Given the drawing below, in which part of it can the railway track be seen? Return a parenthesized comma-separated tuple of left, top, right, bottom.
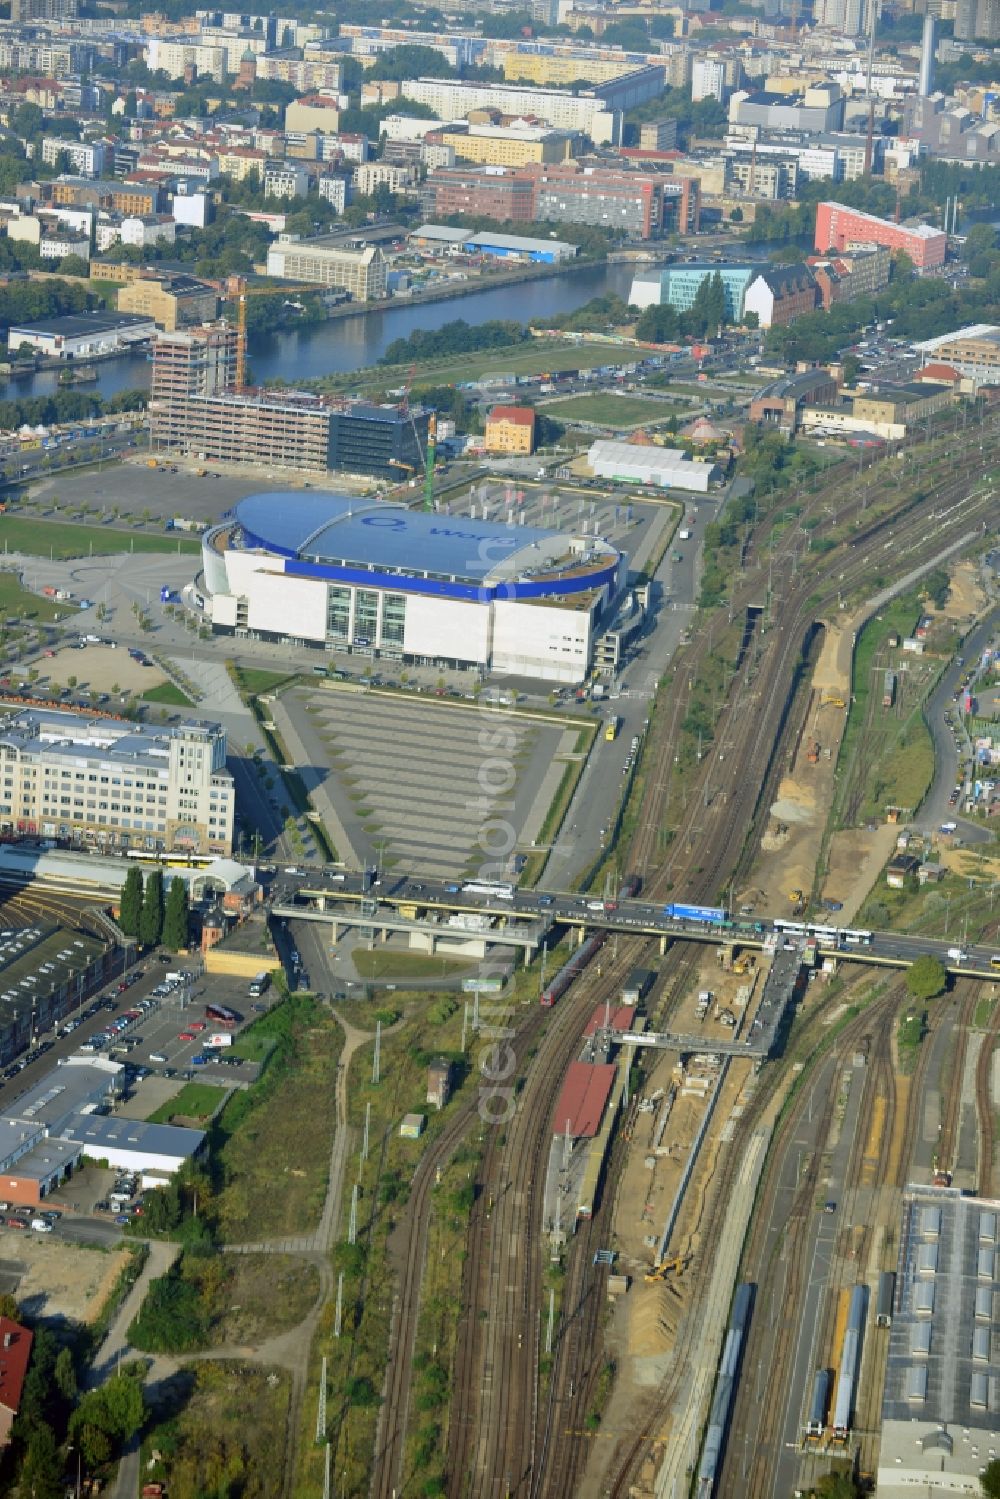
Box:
(976, 977, 1000, 1197)
(737, 994, 897, 1496)
(529, 944, 705, 1497)
(371, 420, 1000, 1499)
(445, 941, 640, 1499)
(936, 981, 981, 1178)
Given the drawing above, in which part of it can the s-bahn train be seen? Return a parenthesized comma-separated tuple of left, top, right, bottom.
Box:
(539, 873, 641, 1007)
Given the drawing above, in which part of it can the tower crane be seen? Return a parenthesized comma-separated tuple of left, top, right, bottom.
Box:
(226, 275, 318, 394)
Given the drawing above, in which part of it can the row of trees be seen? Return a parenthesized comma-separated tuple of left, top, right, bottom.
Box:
(0, 386, 144, 435)
(379, 317, 530, 367)
(119, 867, 190, 950)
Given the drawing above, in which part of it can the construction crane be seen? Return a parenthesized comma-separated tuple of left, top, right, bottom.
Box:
(226, 275, 317, 394)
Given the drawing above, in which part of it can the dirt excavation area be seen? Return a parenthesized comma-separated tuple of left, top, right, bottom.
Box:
(0, 1235, 131, 1325)
(608, 947, 762, 1371)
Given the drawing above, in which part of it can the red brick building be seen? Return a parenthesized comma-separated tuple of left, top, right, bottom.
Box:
(0, 1318, 32, 1448)
(813, 201, 946, 273)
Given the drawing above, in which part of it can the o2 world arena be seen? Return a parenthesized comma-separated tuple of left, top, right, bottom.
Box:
(201, 492, 625, 683)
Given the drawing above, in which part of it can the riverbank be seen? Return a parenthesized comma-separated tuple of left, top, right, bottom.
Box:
(309, 253, 608, 325)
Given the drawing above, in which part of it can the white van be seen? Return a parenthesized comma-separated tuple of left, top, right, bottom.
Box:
(30, 1218, 52, 1233)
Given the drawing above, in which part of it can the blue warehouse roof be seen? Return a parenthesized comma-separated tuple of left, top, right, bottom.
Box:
(233, 491, 569, 585)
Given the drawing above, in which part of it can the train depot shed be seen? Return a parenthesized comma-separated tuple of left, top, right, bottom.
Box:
(877, 1184, 1000, 1496)
(552, 1061, 616, 1139)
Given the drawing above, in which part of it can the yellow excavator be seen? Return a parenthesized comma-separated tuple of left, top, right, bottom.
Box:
(644, 1254, 691, 1283)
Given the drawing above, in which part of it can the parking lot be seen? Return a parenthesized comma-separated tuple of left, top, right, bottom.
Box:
(71, 964, 268, 1087)
(281, 684, 577, 877)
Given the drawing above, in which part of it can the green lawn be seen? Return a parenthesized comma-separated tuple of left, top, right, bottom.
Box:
(540, 392, 676, 426)
(142, 681, 194, 707)
(320, 339, 624, 394)
(0, 571, 73, 622)
(147, 1082, 227, 1124)
(0, 515, 200, 558)
(351, 948, 475, 979)
(229, 664, 296, 698)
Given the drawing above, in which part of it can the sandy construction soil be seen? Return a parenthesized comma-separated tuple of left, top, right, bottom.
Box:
(29, 644, 166, 695)
(7, 1234, 131, 1326)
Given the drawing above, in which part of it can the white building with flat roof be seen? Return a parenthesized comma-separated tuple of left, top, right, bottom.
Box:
(0, 707, 233, 854)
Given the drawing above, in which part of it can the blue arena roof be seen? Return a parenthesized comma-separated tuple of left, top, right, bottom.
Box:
(234, 491, 563, 584)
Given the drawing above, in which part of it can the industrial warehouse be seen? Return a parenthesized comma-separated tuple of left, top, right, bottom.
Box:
(201, 491, 624, 682)
(0, 1055, 204, 1204)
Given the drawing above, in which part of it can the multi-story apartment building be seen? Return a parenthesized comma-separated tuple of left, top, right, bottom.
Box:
(434, 124, 579, 167)
(0, 38, 91, 77)
(397, 72, 665, 144)
(814, 201, 947, 271)
(808, 244, 891, 307)
(262, 160, 310, 198)
(424, 167, 536, 223)
(692, 58, 727, 103)
(423, 162, 698, 238)
(726, 153, 799, 199)
(485, 406, 535, 455)
(256, 54, 342, 91)
(40, 138, 106, 178)
(284, 95, 341, 135)
(0, 708, 233, 854)
(639, 119, 679, 151)
(144, 39, 228, 84)
(317, 175, 347, 211)
(12, 0, 78, 17)
(354, 161, 417, 196)
(265, 239, 386, 299)
(47, 178, 160, 216)
(532, 165, 675, 239)
(501, 51, 649, 86)
(913, 324, 1000, 384)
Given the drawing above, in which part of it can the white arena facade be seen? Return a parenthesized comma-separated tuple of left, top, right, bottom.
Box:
(201, 492, 625, 683)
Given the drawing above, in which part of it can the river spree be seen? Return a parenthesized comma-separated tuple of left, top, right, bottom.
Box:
(8, 260, 642, 405)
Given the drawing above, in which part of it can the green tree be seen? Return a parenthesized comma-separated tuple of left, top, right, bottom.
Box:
(981, 1457, 1000, 1497)
(162, 876, 189, 951)
(906, 954, 947, 1002)
(119, 866, 143, 937)
(841, 354, 861, 385)
(19, 1423, 62, 1499)
(964, 222, 998, 261)
(814, 1474, 862, 1499)
(138, 867, 163, 948)
(53, 1345, 77, 1403)
(70, 1372, 145, 1466)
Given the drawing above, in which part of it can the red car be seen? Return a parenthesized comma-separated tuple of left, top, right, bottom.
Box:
(178, 1031, 195, 1041)
(6, 1217, 26, 1229)
(188, 1021, 206, 1032)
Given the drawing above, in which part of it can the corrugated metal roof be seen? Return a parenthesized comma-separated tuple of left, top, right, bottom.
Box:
(973, 1325, 991, 1361)
(976, 1285, 993, 1320)
(981, 1211, 997, 1242)
(906, 1365, 928, 1401)
(551, 1061, 616, 1139)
